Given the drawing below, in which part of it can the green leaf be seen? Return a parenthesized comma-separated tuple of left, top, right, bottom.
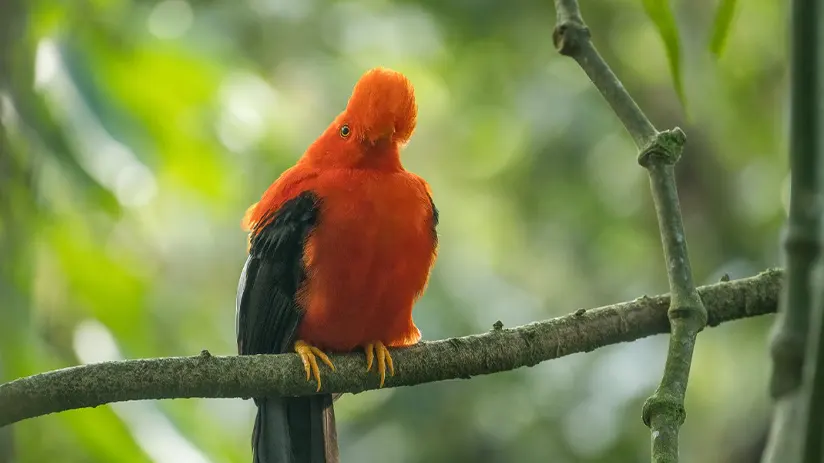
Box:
(640, 0, 687, 111)
(5, 36, 123, 217)
(709, 0, 737, 57)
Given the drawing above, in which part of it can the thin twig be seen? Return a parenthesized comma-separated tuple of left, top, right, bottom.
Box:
(553, 2, 705, 461)
(0, 270, 782, 429)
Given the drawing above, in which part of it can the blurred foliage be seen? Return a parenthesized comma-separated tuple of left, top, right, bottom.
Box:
(640, 0, 686, 111)
(709, 0, 738, 57)
(0, 0, 787, 462)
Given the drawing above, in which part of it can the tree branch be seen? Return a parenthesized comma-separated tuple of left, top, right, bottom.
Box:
(762, 0, 821, 461)
(553, 0, 656, 147)
(0, 270, 782, 429)
(554, 2, 705, 461)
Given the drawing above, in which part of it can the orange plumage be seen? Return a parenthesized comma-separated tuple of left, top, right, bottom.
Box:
(243, 66, 438, 368)
(237, 67, 438, 463)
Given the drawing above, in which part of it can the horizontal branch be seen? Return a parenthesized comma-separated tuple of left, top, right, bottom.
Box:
(0, 269, 782, 428)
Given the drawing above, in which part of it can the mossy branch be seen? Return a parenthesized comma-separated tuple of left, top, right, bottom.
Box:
(553, 2, 705, 461)
(0, 270, 781, 429)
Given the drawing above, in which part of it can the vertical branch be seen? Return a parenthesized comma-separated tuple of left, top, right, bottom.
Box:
(552, 1, 706, 461)
(0, 0, 30, 460)
(762, 0, 822, 461)
(798, 4, 824, 463)
(0, 95, 20, 463)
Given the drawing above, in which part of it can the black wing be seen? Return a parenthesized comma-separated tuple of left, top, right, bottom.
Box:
(236, 191, 320, 356)
(429, 195, 439, 242)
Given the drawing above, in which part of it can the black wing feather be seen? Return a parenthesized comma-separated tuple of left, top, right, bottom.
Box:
(236, 191, 319, 355)
(235, 190, 337, 463)
(429, 195, 439, 241)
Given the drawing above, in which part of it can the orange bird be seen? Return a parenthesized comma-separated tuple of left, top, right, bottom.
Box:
(235, 67, 439, 463)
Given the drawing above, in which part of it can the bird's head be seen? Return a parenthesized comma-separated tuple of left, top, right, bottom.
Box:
(342, 67, 417, 145)
(304, 67, 418, 169)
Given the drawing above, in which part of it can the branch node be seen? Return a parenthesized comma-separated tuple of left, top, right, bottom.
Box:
(668, 300, 708, 333)
(552, 21, 590, 57)
(637, 128, 687, 168)
(574, 308, 586, 317)
(768, 330, 806, 397)
(782, 222, 822, 254)
(642, 391, 686, 428)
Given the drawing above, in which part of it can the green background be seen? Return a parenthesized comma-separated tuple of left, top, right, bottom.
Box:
(0, 0, 784, 461)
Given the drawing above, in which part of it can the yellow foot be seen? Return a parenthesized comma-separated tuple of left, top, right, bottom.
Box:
(363, 341, 395, 388)
(294, 340, 335, 392)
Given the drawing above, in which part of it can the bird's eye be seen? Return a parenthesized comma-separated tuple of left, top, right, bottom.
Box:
(339, 124, 351, 138)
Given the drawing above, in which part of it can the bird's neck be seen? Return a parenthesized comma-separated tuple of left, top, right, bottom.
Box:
(358, 142, 403, 171)
(303, 140, 404, 172)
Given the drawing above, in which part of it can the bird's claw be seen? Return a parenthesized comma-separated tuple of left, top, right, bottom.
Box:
(294, 340, 335, 392)
(363, 341, 394, 388)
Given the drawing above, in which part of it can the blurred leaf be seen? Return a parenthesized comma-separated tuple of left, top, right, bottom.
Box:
(59, 38, 152, 160)
(3, 4, 122, 218)
(47, 217, 149, 342)
(640, 0, 687, 110)
(11, 88, 123, 217)
(71, 30, 230, 199)
(709, 0, 737, 57)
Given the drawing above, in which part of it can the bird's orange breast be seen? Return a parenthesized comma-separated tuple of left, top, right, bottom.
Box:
(295, 169, 436, 352)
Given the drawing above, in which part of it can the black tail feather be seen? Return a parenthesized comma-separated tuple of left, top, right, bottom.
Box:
(253, 395, 337, 463)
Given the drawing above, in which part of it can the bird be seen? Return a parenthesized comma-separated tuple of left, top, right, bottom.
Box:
(235, 67, 439, 463)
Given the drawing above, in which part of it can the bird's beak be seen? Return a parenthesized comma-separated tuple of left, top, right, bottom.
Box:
(363, 126, 396, 145)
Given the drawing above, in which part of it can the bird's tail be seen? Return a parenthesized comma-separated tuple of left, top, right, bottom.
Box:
(252, 395, 338, 463)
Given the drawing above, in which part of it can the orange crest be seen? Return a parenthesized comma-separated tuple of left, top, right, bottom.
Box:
(345, 67, 417, 145)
